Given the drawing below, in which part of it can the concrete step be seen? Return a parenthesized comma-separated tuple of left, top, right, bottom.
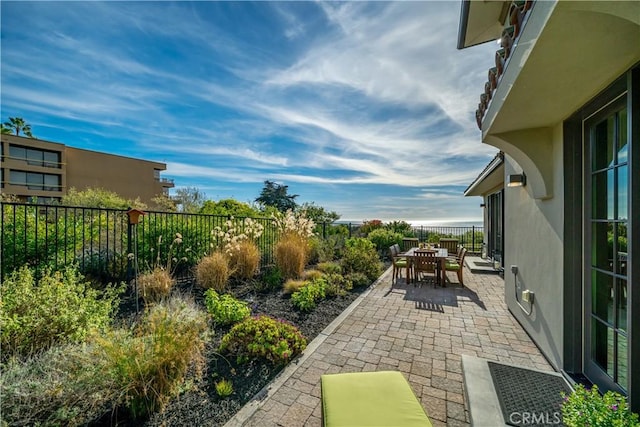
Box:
(465, 256, 501, 274)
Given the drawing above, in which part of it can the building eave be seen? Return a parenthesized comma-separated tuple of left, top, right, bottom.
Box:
(464, 152, 504, 197)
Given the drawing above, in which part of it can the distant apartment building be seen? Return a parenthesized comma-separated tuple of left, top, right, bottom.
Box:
(0, 134, 174, 204)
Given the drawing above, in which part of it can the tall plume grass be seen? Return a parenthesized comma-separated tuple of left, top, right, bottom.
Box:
(229, 240, 260, 280)
(196, 251, 232, 291)
(275, 232, 308, 279)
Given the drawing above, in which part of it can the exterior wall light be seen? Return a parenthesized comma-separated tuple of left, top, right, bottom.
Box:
(507, 173, 526, 187)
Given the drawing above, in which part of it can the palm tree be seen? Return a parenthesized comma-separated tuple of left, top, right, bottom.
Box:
(3, 117, 34, 137)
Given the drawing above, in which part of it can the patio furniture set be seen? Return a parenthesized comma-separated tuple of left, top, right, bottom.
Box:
(390, 238, 467, 287)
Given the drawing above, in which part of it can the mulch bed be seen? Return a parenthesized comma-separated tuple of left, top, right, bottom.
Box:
(91, 277, 368, 426)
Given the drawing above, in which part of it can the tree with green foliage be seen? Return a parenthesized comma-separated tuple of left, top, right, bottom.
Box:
(150, 193, 177, 212)
(200, 198, 259, 217)
(3, 117, 34, 137)
(174, 187, 206, 213)
(255, 180, 298, 212)
(62, 187, 147, 209)
(298, 202, 340, 224)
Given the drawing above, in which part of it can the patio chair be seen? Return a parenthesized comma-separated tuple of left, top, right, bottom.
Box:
(390, 245, 411, 283)
(401, 237, 419, 252)
(412, 249, 438, 287)
(439, 238, 459, 255)
(321, 371, 433, 427)
(445, 247, 467, 286)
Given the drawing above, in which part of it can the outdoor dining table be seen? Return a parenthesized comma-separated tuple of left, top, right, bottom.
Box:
(401, 247, 449, 286)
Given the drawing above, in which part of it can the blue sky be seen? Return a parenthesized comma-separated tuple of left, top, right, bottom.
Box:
(1, 1, 497, 223)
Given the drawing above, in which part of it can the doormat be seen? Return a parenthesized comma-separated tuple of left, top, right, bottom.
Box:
(488, 361, 572, 426)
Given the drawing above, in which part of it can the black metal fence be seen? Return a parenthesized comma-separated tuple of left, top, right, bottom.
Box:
(0, 203, 278, 283)
(1, 202, 484, 283)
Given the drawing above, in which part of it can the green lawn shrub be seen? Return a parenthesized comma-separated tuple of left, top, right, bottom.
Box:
(291, 279, 326, 311)
(341, 238, 383, 282)
(0, 265, 123, 360)
(204, 290, 251, 326)
(96, 295, 209, 419)
(196, 251, 232, 291)
(218, 315, 307, 365)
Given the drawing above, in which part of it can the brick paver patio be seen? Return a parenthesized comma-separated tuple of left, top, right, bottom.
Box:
(226, 265, 552, 427)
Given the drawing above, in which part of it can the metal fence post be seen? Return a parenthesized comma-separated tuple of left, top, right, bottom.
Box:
(472, 226, 476, 252)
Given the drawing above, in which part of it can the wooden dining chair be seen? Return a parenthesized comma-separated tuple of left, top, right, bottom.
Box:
(439, 238, 459, 255)
(445, 248, 467, 286)
(390, 245, 411, 283)
(412, 250, 438, 287)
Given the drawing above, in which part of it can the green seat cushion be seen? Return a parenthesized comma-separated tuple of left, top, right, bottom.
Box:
(394, 259, 408, 267)
(445, 262, 461, 270)
(321, 371, 432, 427)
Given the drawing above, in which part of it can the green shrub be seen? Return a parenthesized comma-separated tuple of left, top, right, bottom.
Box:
(257, 266, 283, 293)
(96, 295, 209, 418)
(314, 234, 347, 263)
(323, 273, 353, 297)
(366, 228, 403, 254)
(215, 379, 234, 398)
(341, 238, 383, 282)
(317, 261, 342, 275)
(275, 233, 308, 279)
(561, 384, 640, 427)
(1, 343, 116, 427)
(345, 272, 370, 288)
(291, 279, 326, 311)
(357, 219, 383, 236)
(219, 315, 307, 365)
(1, 265, 124, 359)
(196, 251, 232, 291)
(384, 220, 415, 237)
(204, 290, 251, 326)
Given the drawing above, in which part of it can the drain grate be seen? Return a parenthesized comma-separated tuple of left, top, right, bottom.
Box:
(488, 362, 572, 426)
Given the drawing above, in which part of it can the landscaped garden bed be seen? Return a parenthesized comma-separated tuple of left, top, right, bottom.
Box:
(1, 212, 393, 427)
(67, 273, 366, 427)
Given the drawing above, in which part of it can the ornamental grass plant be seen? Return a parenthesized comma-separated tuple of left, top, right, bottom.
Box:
(95, 295, 209, 419)
(275, 232, 308, 279)
(1, 343, 117, 427)
(196, 251, 232, 291)
(229, 240, 260, 280)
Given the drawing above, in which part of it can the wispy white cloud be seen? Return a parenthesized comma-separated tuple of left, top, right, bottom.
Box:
(1, 1, 497, 222)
